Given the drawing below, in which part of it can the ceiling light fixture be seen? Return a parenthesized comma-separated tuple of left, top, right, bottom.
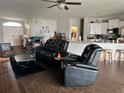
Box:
(3, 22, 22, 27)
(42, 0, 81, 10)
(57, 3, 65, 9)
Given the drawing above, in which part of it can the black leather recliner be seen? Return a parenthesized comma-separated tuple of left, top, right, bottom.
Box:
(61, 44, 102, 87)
(35, 39, 69, 61)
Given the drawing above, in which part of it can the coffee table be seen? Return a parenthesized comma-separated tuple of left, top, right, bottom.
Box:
(14, 54, 34, 63)
(11, 54, 43, 78)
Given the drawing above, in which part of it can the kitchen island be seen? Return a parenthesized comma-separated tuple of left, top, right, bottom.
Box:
(67, 41, 124, 61)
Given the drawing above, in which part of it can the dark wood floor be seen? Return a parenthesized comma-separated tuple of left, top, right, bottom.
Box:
(0, 46, 124, 93)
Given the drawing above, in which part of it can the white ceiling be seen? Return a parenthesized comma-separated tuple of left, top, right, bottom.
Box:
(0, 0, 124, 20)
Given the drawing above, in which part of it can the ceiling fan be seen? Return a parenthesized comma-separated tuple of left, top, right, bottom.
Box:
(42, 0, 81, 10)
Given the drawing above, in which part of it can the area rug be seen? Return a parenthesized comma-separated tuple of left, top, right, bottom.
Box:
(10, 58, 44, 78)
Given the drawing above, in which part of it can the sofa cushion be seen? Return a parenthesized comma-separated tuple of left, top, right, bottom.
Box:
(35, 39, 69, 61)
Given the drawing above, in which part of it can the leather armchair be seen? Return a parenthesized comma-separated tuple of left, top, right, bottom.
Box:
(35, 39, 69, 61)
(0, 43, 15, 57)
(61, 44, 102, 87)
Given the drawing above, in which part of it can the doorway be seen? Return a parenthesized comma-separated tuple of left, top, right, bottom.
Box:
(2, 22, 23, 46)
(70, 26, 78, 41)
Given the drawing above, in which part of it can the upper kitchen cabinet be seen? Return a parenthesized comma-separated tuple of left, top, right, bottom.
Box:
(102, 23, 108, 34)
(108, 19, 119, 29)
(118, 21, 124, 27)
(90, 23, 108, 34)
(90, 23, 102, 34)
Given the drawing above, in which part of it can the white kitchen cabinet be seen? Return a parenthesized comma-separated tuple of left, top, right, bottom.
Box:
(101, 23, 108, 34)
(108, 19, 119, 29)
(119, 21, 124, 27)
(90, 23, 102, 34)
(90, 23, 108, 34)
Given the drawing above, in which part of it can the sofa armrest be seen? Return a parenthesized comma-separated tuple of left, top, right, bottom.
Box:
(62, 59, 98, 70)
(69, 54, 80, 59)
(74, 63, 97, 71)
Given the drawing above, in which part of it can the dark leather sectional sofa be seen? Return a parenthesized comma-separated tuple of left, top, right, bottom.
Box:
(34, 39, 69, 62)
(34, 39, 102, 87)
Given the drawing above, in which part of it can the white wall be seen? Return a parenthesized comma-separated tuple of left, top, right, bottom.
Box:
(83, 17, 91, 41)
(57, 18, 70, 40)
(27, 19, 57, 41)
(57, 18, 80, 40)
(0, 19, 3, 43)
(26, 18, 81, 41)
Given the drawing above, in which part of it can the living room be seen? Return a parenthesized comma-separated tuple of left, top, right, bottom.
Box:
(0, 0, 124, 93)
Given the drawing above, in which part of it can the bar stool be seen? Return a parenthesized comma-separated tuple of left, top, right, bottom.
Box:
(99, 50, 105, 61)
(115, 49, 124, 62)
(101, 49, 112, 63)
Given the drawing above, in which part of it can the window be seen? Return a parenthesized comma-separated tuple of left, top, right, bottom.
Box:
(3, 22, 22, 27)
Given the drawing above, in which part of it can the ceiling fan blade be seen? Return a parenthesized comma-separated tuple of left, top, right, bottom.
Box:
(48, 4, 59, 8)
(57, 0, 61, 3)
(61, 0, 66, 3)
(64, 5, 69, 10)
(65, 2, 81, 5)
(42, 0, 58, 3)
